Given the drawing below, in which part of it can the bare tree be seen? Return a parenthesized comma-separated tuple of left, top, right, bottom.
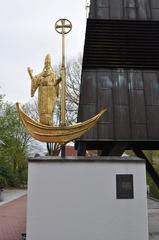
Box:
(65, 53, 82, 124)
(24, 98, 39, 121)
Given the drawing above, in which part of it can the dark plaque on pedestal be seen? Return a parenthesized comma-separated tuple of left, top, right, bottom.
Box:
(116, 174, 134, 199)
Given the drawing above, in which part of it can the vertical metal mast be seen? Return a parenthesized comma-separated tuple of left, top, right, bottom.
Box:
(55, 19, 72, 127)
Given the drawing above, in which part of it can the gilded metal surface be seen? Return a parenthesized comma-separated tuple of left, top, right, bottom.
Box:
(55, 19, 72, 34)
(16, 19, 106, 144)
(55, 19, 72, 126)
(16, 103, 106, 143)
(28, 54, 61, 126)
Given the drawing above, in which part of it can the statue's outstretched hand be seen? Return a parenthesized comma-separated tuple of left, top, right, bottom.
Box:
(27, 67, 33, 79)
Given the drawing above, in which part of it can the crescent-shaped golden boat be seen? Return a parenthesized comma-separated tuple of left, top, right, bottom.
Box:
(16, 102, 106, 143)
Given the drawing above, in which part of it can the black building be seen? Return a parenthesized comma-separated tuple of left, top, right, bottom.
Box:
(76, 0, 159, 187)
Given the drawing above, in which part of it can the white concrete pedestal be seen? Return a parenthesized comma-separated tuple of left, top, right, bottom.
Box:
(27, 156, 148, 240)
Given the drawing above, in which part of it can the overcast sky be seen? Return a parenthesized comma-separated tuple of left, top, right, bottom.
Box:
(0, 0, 87, 103)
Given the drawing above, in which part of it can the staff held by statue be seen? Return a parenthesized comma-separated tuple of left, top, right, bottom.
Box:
(55, 19, 72, 127)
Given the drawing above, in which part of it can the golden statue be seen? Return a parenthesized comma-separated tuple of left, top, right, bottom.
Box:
(27, 54, 61, 126)
(16, 19, 106, 144)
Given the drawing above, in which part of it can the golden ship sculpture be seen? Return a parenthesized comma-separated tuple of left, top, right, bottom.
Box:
(16, 19, 106, 144)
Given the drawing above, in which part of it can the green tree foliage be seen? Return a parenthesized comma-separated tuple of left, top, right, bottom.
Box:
(147, 174, 159, 199)
(0, 95, 30, 187)
(144, 150, 159, 199)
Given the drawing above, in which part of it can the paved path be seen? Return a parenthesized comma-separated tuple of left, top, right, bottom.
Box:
(148, 198, 159, 240)
(0, 189, 27, 206)
(0, 195, 27, 240)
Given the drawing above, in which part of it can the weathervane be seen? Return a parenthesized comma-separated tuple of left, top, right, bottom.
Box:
(16, 19, 106, 144)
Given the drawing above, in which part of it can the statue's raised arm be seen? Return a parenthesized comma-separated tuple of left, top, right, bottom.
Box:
(27, 67, 38, 97)
(27, 67, 34, 80)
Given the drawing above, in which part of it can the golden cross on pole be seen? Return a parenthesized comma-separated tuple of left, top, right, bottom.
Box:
(55, 19, 72, 127)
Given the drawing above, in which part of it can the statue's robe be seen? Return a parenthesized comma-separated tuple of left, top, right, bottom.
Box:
(31, 71, 59, 126)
